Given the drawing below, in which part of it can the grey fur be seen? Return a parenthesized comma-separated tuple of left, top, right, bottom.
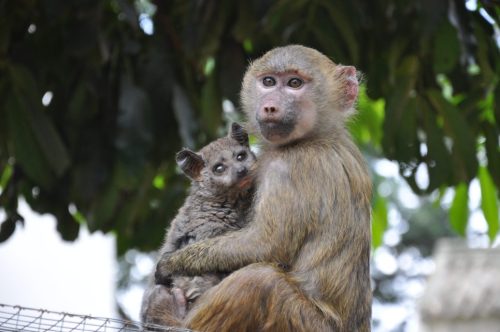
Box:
(141, 123, 256, 324)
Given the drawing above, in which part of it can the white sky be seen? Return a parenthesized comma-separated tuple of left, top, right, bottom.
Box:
(0, 199, 117, 318)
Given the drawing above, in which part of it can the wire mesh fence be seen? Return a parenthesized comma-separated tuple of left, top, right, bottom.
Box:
(0, 303, 192, 332)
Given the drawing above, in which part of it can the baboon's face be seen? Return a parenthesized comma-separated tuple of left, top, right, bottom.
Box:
(242, 45, 360, 146)
(199, 138, 256, 193)
(253, 71, 317, 145)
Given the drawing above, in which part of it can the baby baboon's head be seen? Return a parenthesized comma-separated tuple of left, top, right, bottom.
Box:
(176, 123, 256, 194)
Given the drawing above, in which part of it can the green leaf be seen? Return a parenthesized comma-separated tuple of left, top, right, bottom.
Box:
(232, 1, 258, 43)
(372, 194, 388, 248)
(218, 44, 247, 104)
(449, 182, 469, 236)
(68, 82, 98, 123)
(472, 16, 496, 84)
(196, 1, 232, 60)
(10, 65, 71, 178)
(349, 85, 385, 148)
(28, 103, 71, 177)
(6, 94, 55, 189)
(70, 209, 86, 226)
(494, 83, 500, 127)
(0, 164, 13, 189)
(478, 166, 499, 242)
(55, 207, 80, 241)
(427, 89, 478, 183)
(200, 73, 222, 138)
(0, 17, 11, 54)
(311, 21, 347, 62)
(482, 122, 500, 189)
(395, 95, 418, 162)
(153, 174, 165, 190)
(433, 22, 460, 73)
(382, 56, 419, 160)
(322, 2, 359, 63)
(0, 218, 16, 243)
(116, 76, 153, 186)
(418, 96, 453, 191)
(386, 39, 410, 87)
(88, 184, 119, 232)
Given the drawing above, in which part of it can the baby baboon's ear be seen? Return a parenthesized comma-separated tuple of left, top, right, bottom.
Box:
(176, 148, 205, 180)
(230, 122, 249, 146)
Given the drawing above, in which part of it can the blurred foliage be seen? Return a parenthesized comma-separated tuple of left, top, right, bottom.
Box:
(0, 0, 500, 253)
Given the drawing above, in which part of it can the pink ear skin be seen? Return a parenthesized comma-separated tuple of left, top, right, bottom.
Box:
(336, 65, 359, 108)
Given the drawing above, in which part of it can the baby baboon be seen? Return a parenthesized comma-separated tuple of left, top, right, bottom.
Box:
(141, 122, 256, 327)
(156, 45, 372, 332)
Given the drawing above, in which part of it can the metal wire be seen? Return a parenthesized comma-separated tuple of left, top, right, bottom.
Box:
(0, 304, 192, 332)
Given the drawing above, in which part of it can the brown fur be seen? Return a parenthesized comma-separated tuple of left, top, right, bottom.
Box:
(155, 45, 372, 331)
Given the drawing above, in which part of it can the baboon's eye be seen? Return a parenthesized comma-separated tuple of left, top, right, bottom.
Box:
(262, 76, 276, 87)
(213, 164, 226, 174)
(236, 151, 247, 161)
(287, 78, 303, 88)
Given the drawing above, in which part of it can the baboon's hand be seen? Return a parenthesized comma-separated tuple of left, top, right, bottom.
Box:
(155, 243, 212, 284)
(155, 252, 176, 286)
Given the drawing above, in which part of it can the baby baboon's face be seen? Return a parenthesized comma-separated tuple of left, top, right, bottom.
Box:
(199, 137, 256, 194)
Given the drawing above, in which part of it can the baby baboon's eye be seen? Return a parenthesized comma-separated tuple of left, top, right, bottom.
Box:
(287, 77, 303, 89)
(262, 76, 276, 87)
(236, 151, 247, 161)
(213, 163, 226, 174)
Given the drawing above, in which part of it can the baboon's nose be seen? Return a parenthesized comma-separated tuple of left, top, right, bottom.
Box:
(237, 167, 248, 178)
(264, 106, 277, 114)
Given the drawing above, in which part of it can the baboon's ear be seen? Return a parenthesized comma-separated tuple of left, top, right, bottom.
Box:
(335, 65, 359, 111)
(230, 122, 249, 146)
(176, 148, 205, 180)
